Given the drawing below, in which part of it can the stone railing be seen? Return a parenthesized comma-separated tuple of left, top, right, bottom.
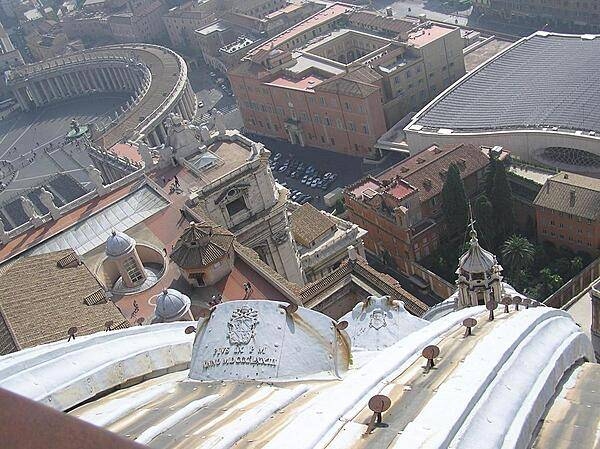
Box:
(545, 257, 600, 309)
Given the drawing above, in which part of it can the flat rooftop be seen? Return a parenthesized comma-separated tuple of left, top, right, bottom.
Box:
(266, 74, 324, 92)
(249, 3, 353, 57)
(412, 33, 600, 133)
(407, 23, 455, 48)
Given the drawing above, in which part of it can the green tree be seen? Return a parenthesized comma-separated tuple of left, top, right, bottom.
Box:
(489, 161, 514, 243)
(485, 157, 498, 198)
(501, 234, 535, 287)
(441, 163, 469, 238)
(474, 195, 496, 249)
(538, 268, 564, 299)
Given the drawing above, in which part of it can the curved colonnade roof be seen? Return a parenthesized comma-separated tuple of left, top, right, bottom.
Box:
(411, 33, 600, 134)
(0, 298, 592, 449)
(8, 44, 187, 148)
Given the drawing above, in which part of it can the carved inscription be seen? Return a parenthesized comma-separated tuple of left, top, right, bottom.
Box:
(203, 306, 279, 370)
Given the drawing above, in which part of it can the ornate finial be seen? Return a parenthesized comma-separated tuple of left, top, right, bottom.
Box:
(468, 202, 477, 241)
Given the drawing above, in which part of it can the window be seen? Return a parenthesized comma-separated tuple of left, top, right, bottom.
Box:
(319, 96, 326, 106)
(330, 137, 335, 145)
(324, 117, 331, 126)
(123, 258, 144, 284)
(226, 197, 247, 217)
(348, 121, 356, 131)
(336, 118, 344, 129)
(344, 102, 351, 111)
(362, 124, 369, 134)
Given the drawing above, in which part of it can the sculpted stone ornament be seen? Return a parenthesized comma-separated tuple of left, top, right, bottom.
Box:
(273, 227, 290, 246)
(214, 110, 226, 135)
(87, 165, 106, 194)
(369, 309, 387, 330)
(21, 195, 43, 226)
(40, 187, 60, 219)
(0, 218, 9, 244)
(227, 306, 259, 346)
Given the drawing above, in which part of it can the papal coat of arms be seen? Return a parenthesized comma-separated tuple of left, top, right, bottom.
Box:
(369, 309, 387, 330)
(227, 306, 259, 345)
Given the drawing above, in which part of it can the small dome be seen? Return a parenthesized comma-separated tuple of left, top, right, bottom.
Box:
(105, 231, 136, 257)
(155, 288, 191, 322)
(456, 228, 497, 274)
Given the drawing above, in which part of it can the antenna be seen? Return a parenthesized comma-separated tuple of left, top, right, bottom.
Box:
(364, 395, 391, 435)
(422, 345, 440, 373)
(486, 299, 498, 321)
(463, 318, 477, 337)
(67, 326, 78, 341)
(335, 320, 349, 331)
(184, 325, 197, 334)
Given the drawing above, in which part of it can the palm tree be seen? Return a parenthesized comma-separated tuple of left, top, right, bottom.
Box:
(501, 235, 535, 286)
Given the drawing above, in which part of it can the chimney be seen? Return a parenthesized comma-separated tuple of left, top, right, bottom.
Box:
(570, 190, 576, 207)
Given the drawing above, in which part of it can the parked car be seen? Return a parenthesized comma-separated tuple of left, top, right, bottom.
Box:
(273, 152, 282, 162)
(198, 100, 204, 108)
(299, 194, 312, 204)
(278, 165, 288, 172)
(310, 178, 320, 188)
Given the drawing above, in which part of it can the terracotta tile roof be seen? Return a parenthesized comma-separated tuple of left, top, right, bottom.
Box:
(316, 67, 382, 98)
(170, 222, 234, 269)
(348, 10, 416, 36)
(0, 250, 127, 354)
(533, 172, 600, 220)
(290, 203, 336, 247)
(300, 257, 428, 316)
(380, 143, 490, 203)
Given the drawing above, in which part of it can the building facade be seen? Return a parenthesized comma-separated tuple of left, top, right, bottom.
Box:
(344, 144, 506, 276)
(229, 4, 465, 158)
(473, 0, 600, 33)
(533, 171, 600, 256)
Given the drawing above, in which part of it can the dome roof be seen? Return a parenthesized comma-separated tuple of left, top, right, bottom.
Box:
(155, 289, 191, 322)
(456, 228, 497, 274)
(105, 231, 135, 257)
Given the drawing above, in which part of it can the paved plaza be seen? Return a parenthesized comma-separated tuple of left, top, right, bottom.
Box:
(0, 95, 127, 213)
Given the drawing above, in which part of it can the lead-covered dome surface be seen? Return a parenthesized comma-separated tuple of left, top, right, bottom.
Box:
(155, 288, 191, 322)
(340, 295, 428, 351)
(105, 230, 136, 257)
(189, 300, 350, 382)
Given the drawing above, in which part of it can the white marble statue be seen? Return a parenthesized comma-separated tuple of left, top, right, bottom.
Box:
(40, 187, 60, 220)
(163, 112, 203, 159)
(0, 218, 9, 244)
(87, 165, 106, 194)
(20, 195, 42, 226)
(213, 110, 226, 135)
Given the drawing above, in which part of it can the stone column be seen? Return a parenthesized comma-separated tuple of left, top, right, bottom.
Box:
(47, 78, 59, 100)
(52, 77, 65, 98)
(14, 88, 29, 111)
(157, 123, 167, 142)
(28, 85, 41, 107)
(35, 82, 48, 104)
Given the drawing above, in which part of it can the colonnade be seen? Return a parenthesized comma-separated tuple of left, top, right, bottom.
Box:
(7, 45, 197, 148)
(12, 63, 147, 111)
